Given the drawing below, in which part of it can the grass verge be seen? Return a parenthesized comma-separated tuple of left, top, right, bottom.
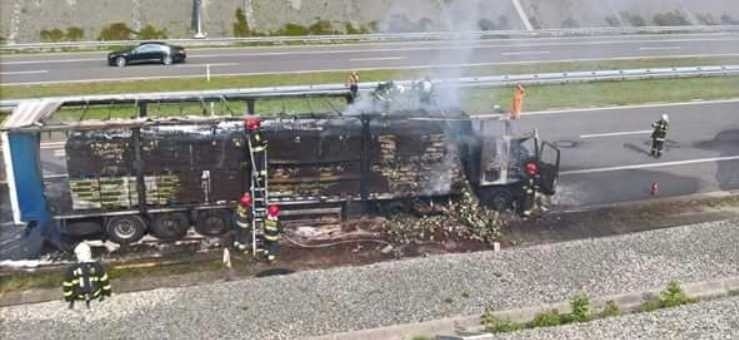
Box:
(1, 56, 738, 100)
(482, 281, 697, 334)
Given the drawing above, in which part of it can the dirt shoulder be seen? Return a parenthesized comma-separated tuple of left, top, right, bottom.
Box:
(1, 193, 737, 307)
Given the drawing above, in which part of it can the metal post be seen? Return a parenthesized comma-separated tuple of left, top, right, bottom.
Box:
(246, 99, 256, 115)
(193, 0, 207, 38)
(137, 102, 148, 118)
(359, 116, 371, 211)
(131, 128, 147, 215)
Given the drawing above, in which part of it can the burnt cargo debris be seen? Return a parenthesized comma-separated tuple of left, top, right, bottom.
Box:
(60, 116, 470, 214)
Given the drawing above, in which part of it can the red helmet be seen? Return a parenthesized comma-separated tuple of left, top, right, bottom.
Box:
(239, 193, 253, 207)
(525, 162, 539, 176)
(267, 204, 280, 217)
(244, 116, 261, 131)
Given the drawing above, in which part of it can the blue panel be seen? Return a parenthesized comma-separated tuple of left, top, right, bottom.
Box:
(8, 132, 50, 224)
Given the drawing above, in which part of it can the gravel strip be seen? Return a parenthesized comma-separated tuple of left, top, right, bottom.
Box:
(1, 220, 738, 340)
(493, 295, 739, 340)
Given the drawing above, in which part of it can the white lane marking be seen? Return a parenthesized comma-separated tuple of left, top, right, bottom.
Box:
(639, 46, 682, 51)
(474, 98, 739, 119)
(349, 56, 407, 62)
(1, 58, 99, 65)
(53, 149, 66, 158)
(4, 53, 739, 86)
(174, 62, 239, 68)
(580, 130, 652, 139)
(561, 156, 739, 176)
(0, 70, 48, 75)
(501, 50, 550, 56)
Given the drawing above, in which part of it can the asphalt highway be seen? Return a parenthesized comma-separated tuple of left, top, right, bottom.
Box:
(2, 33, 739, 85)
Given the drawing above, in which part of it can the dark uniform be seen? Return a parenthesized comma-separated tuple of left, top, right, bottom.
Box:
(263, 214, 281, 261)
(248, 129, 268, 184)
(651, 116, 669, 158)
(234, 204, 252, 251)
(63, 261, 111, 309)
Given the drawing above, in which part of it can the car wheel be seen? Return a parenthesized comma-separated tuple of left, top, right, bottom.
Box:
(162, 55, 173, 65)
(150, 212, 190, 240)
(115, 56, 126, 67)
(484, 188, 514, 212)
(105, 215, 146, 245)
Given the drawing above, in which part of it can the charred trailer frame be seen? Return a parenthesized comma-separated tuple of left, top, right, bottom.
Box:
(48, 113, 559, 245)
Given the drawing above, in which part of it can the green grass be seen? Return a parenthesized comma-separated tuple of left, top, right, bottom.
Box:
(1, 56, 738, 100)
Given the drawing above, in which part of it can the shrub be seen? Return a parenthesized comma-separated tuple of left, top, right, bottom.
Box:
(568, 294, 591, 322)
(65, 27, 84, 41)
(478, 18, 496, 31)
(481, 307, 522, 333)
(277, 23, 308, 36)
(598, 300, 621, 318)
(721, 14, 739, 25)
(528, 16, 542, 29)
(497, 15, 510, 29)
(640, 281, 696, 311)
(98, 22, 134, 40)
(233, 8, 250, 37)
(344, 23, 370, 34)
(40, 28, 65, 42)
(561, 18, 579, 28)
(529, 309, 562, 328)
(137, 25, 168, 40)
(307, 20, 337, 35)
(620, 12, 647, 27)
(653, 10, 690, 26)
(695, 13, 719, 25)
(605, 16, 621, 27)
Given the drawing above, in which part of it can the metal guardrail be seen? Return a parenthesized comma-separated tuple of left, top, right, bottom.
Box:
(1, 65, 738, 110)
(2, 25, 739, 51)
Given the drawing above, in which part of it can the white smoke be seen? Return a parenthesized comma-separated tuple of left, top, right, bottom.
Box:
(346, 0, 491, 115)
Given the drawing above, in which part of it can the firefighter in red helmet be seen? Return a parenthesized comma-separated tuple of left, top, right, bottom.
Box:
(244, 115, 268, 185)
(233, 192, 253, 251)
(520, 161, 539, 217)
(263, 204, 282, 262)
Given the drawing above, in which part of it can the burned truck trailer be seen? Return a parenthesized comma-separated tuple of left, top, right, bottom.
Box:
(52, 114, 559, 244)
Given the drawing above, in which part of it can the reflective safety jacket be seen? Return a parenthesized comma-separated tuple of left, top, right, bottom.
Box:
(249, 130, 268, 152)
(651, 119, 669, 140)
(264, 216, 281, 242)
(235, 205, 252, 229)
(63, 262, 111, 302)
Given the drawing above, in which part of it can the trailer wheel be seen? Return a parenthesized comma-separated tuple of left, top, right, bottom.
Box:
(195, 210, 231, 236)
(105, 215, 147, 245)
(150, 212, 190, 240)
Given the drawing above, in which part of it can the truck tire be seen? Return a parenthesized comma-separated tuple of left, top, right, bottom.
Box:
(150, 212, 190, 240)
(482, 188, 514, 212)
(195, 210, 231, 236)
(105, 215, 146, 245)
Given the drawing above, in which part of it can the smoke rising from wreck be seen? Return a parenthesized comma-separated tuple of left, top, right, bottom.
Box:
(346, 0, 490, 115)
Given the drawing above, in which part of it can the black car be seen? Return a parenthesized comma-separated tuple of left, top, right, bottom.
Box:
(107, 42, 186, 67)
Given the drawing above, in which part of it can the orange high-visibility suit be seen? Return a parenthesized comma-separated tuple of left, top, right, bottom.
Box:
(511, 84, 526, 119)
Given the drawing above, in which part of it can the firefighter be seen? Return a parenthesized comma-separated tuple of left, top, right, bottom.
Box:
(345, 71, 360, 104)
(511, 84, 526, 120)
(245, 116, 268, 184)
(263, 204, 282, 262)
(520, 162, 539, 217)
(650, 114, 669, 158)
(63, 242, 112, 309)
(233, 192, 253, 251)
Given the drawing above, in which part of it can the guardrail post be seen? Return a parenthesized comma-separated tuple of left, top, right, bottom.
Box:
(137, 102, 148, 117)
(246, 99, 255, 115)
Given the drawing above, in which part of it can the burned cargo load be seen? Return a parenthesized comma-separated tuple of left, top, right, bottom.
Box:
(59, 116, 470, 216)
(54, 113, 559, 244)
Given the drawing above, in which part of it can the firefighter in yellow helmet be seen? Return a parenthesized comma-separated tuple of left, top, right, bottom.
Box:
(62, 242, 112, 309)
(263, 204, 282, 262)
(233, 192, 253, 251)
